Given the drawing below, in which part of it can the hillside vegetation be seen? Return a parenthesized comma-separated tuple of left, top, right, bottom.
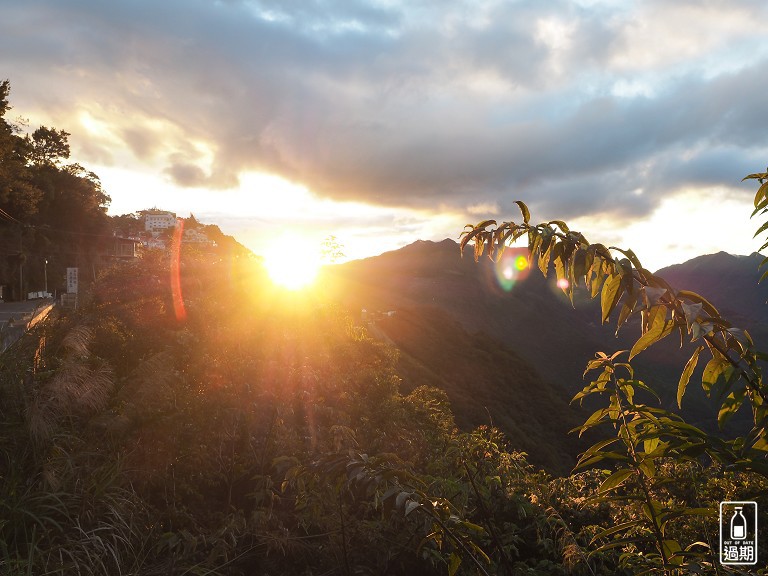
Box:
(2, 80, 768, 574)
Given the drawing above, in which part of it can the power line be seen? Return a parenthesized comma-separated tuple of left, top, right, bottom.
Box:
(0, 207, 21, 225)
(0, 209, 139, 240)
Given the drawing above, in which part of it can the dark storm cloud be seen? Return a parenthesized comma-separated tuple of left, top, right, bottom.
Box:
(2, 0, 767, 220)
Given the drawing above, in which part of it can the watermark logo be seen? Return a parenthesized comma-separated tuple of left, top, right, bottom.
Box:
(720, 501, 758, 566)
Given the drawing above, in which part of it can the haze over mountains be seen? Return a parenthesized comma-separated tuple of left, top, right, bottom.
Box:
(324, 239, 768, 472)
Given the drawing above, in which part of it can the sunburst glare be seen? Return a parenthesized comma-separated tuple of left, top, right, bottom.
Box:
(263, 235, 322, 290)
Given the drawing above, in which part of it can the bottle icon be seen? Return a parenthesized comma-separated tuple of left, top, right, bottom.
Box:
(731, 507, 747, 540)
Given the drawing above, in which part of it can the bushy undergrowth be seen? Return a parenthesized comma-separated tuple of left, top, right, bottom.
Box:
(1, 246, 765, 575)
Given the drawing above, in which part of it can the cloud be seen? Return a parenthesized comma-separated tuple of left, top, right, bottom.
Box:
(1, 0, 767, 228)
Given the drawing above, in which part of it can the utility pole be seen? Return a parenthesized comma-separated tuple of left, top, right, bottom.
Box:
(44, 258, 48, 295)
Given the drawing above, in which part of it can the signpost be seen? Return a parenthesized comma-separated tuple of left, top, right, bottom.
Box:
(66, 267, 78, 294)
(64, 267, 78, 309)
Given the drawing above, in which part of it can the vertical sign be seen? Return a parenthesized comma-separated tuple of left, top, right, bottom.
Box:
(66, 267, 78, 294)
(720, 501, 758, 566)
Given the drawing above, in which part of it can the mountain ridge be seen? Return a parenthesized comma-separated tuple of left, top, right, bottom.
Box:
(326, 239, 767, 469)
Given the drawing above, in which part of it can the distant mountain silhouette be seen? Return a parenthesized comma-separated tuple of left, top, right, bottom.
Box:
(325, 240, 768, 471)
(656, 251, 768, 337)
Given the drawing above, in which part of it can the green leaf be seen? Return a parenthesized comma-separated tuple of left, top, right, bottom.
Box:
(662, 540, 683, 565)
(678, 345, 704, 408)
(538, 231, 554, 275)
(591, 519, 643, 542)
(701, 356, 729, 395)
(579, 437, 620, 458)
(677, 290, 719, 317)
(448, 552, 461, 576)
(528, 228, 541, 259)
(573, 247, 588, 285)
(547, 219, 569, 232)
(404, 501, 420, 516)
(616, 291, 639, 334)
(459, 520, 486, 533)
(630, 308, 674, 360)
(575, 452, 630, 468)
(753, 180, 768, 207)
(743, 171, 768, 183)
(638, 458, 656, 479)
(575, 407, 608, 437)
(753, 217, 768, 238)
(591, 539, 639, 554)
(515, 200, 530, 224)
(642, 437, 660, 455)
(600, 272, 623, 323)
(474, 219, 497, 230)
(718, 390, 746, 429)
(610, 246, 644, 271)
(598, 469, 634, 494)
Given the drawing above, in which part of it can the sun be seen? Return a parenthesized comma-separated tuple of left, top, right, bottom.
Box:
(263, 238, 321, 290)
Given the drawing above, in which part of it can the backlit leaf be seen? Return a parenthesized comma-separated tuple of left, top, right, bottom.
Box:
(678, 346, 704, 408)
(448, 552, 461, 576)
(718, 390, 746, 429)
(515, 200, 530, 224)
(459, 227, 484, 256)
(754, 180, 768, 207)
(638, 459, 656, 479)
(677, 290, 719, 317)
(598, 469, 634, 494)
(538, 232, 554, 275)
(601, 273, 623, 323)
(591, 519, 642, 542)
(701, 356, 729, 395)
(610, 246, 644, 271)
(753, 218, 768, 238)
(573, 247, 588, 285)
(474, 219, 497, 230)
(630, 308, 674, 360)
(548, 219, 569, 232)
(616, 291, 639, 334)
(663, 540, 683, 565)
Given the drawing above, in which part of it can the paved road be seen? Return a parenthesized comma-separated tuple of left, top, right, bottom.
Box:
(0, 299, 54, 351)
(0, 299, 53, 330)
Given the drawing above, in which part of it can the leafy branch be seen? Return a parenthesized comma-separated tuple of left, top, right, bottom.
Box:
(460, 194, 768, 475)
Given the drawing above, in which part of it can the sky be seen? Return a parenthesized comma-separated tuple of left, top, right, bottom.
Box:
(1, 0, 767, 270)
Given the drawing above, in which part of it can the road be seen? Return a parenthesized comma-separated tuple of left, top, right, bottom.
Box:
(0, 299, 55, 351)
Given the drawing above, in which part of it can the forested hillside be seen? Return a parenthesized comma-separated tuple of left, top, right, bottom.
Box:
(4, 229, 765, 575)
(329, 240, 768, 440)
(0, 81, 247, 300)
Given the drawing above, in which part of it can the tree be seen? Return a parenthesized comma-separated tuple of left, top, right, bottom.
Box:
(0, 80, 40, 220)
(27, 126, 70, 167)
(321, 235, 345, 263)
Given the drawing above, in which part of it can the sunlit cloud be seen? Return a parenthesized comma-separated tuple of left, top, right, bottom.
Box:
(2, 0, 767, 264)
(567, 185, 758, 272)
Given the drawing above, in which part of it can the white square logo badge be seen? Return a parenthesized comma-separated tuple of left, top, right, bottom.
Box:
(720, 501, 758, 566)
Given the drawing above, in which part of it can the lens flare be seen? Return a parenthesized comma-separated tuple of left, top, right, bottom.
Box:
(494, 249, 530, 291)
(170, 219, 187, 321)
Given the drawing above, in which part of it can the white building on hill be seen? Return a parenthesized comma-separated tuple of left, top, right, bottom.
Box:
(141, 209, 178, 232)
